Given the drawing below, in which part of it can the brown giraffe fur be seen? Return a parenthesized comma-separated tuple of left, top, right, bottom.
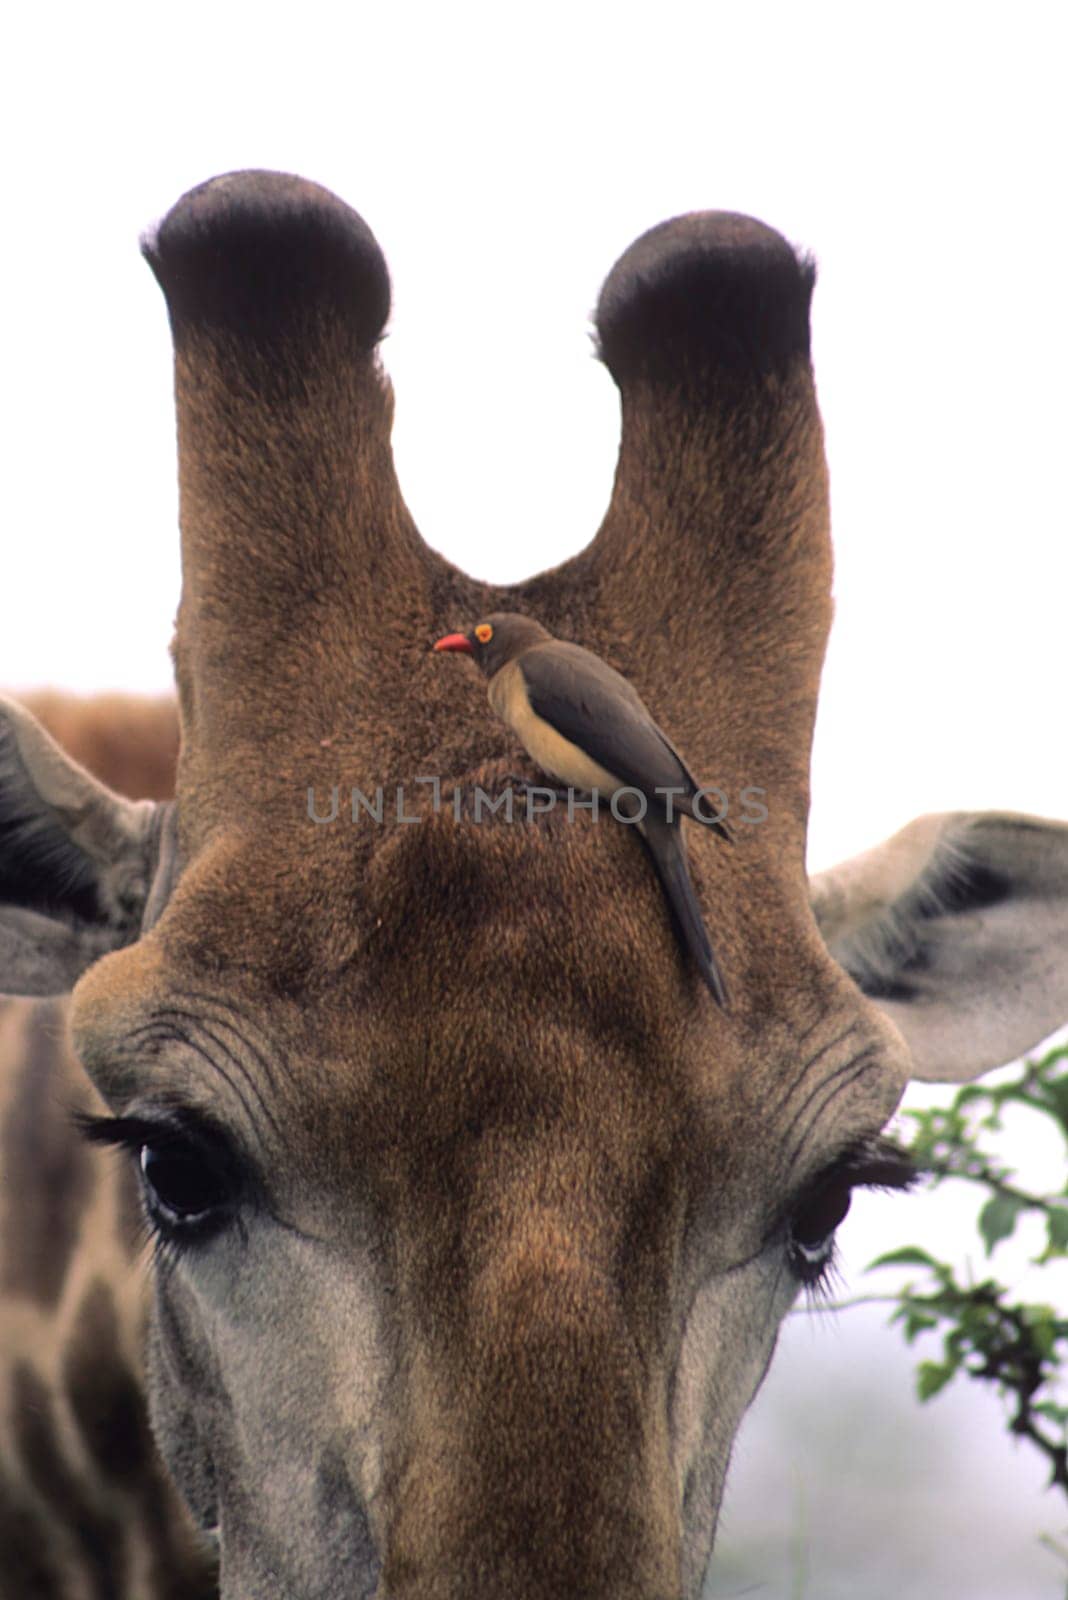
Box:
(1, 174, 1066, 1599)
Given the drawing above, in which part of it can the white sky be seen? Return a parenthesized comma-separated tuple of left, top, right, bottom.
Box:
(2, 4, 1065, 1589)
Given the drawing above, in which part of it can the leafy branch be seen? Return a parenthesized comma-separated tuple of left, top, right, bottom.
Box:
(866, 1042, 1068, 1502)
(869, 1251, 1068, 1491)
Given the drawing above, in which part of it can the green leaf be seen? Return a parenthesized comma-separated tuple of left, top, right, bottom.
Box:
(1043, 1077, 1068, 1134)
(901, 1310, 940, 1343)
(917, 1361, 955, 1401)
(1024, 1308, 1058, 1359)
(1046, 1207, 1068, 1252)
(1033, 1402, 1068, 1426)
(978, 1195, 1025, 1255)
(945, 1328, 969, 1360)
(868, 1247, 939, 1271)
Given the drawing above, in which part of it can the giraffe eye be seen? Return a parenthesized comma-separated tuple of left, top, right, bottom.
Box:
(139, 1140, 233, 1228)
(788, 1178, 853, 1284)
(785, 1138, 917, 1288)
(79, 1112, 244, 1243)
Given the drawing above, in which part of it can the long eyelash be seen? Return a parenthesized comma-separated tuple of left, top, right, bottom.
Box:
(151, 1231, 185, 1281)
(803, 1245, 844, 1308)
(838, 1134, 919, 1193)
(79, 1129, 178, 1276)
(123, 1192, 157, 1257)
(75, 1111, 136, 1149)
(822, 1132, 917, 1218)
(75, 1109, 243, 1178)
(74, 1111, 177, 1152)
(129, 1204, 180, 1277)
(109, 1186, 218, 1283)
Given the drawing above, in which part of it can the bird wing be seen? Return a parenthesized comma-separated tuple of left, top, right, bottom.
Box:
(518, 642, 699, 800)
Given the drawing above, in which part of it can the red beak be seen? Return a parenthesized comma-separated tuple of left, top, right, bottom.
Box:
(433, 632, 474, 655)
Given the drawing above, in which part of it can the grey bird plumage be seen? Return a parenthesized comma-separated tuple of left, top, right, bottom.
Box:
(433, 612, 730, 1006)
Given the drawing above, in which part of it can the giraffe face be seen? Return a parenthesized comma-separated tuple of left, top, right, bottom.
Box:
(67, 815, 911, 1600)
(2, 170, 1067, 1599)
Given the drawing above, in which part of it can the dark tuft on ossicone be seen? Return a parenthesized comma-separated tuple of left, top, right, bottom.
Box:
(595, 211, 815, 388)
(142, 169, 391, 350)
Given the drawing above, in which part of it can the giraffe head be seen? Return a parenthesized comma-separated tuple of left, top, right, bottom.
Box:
(2, 173, 1066, 1599)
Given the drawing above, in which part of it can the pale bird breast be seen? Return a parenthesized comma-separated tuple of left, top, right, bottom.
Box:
(489, 660, 621, 794)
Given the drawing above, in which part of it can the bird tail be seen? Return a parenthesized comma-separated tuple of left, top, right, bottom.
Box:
(639, 810, 729, 1008)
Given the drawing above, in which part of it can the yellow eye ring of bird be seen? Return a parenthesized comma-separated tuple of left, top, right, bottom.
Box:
(475, 623, 493, 644)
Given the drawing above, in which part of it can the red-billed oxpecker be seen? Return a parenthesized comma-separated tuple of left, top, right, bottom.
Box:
(433, 611, 730, 1006)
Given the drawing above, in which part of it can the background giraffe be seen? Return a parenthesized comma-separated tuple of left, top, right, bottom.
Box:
(0, 692, 216, 1598)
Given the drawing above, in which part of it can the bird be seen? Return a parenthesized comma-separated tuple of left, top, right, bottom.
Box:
(433, 611, 729, 1006)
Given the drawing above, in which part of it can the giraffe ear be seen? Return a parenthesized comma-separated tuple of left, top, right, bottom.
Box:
(0, 697, 175, 996)
(811, 812, 1068, 1081)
